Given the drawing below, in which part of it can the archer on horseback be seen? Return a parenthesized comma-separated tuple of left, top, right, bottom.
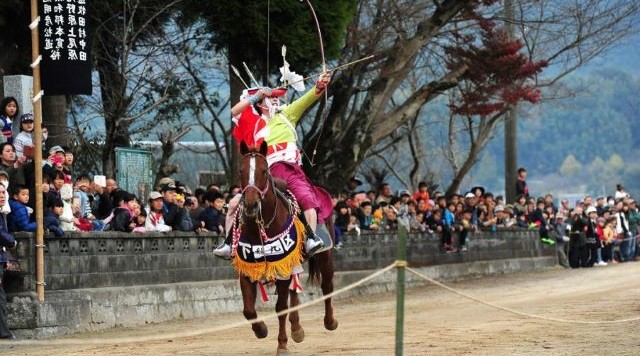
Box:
(214, 71, 333, 259)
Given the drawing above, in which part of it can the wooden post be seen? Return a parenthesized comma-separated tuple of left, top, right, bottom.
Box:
(30, 0, 45, 302)
(395, 225, 407, 355)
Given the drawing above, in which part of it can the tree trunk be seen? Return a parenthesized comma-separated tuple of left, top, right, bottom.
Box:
(42, 95, 69, 148)
(446, 143, 480, 196)
(503, 0, 518, 204)
(95, 44, 130, 178)
(227, 46, 244, 188)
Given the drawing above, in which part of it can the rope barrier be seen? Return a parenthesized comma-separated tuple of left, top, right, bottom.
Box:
(0, 263, 398, 346)
(3, 259, 640, 347)
(405, 266, 640, 325)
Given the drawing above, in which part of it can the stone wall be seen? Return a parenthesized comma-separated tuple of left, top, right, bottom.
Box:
(5, 229, 556, 338)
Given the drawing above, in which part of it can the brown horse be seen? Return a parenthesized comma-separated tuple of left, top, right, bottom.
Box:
(233, 141, 338, 355)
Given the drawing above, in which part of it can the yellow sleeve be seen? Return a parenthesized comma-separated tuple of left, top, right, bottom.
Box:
(280, 87, 321, 125)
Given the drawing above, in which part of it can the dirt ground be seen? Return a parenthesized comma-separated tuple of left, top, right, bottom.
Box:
(3, 262, 640, 356)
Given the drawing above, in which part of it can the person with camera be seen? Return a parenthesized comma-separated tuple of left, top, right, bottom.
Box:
(160, 183, 194, 232)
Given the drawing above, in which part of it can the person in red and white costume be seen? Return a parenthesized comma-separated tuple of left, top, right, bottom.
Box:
(213, 72, 332, 259)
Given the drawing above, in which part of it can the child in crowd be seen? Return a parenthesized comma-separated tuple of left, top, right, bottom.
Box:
(198, 191, 225, 233)
(425, 208, 443, 234)
(603, 216, 617, 263)
(13, 113, 35, 159)
(0, 96, 18, 144)
(334, 200, 351, 238)
(442, 201, 456, 251)
(59, 184, 79, 232)
(44, 197, 65, 237)
(358, 201, 380, 231)
(594, 217, 608, 266)
(74, 175, 94, 219)
(145, 191, 172, 232)
(7, 185, 36, 233)
(131, 205, 146, 232)
(110, 192, 140, 232)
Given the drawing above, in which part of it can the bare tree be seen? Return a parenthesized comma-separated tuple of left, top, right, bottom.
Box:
(87, 0, 186, 177)
(429, 0, 640, 195)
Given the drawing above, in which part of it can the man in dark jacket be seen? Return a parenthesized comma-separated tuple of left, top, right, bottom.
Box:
(198, 191, 225, 233)
(161, 184, 193, 232)
(568, 207, 587, 268)
(0, 183, 17, 339)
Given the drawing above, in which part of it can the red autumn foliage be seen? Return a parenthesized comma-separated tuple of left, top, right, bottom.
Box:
(445, 14, 547, 117)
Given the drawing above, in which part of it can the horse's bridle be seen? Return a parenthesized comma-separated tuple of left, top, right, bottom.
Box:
(240, 152, 271, 199)
(240, 152, 280, 229)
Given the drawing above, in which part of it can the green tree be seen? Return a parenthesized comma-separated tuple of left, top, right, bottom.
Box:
(560, 154, 582, 177)
(607, 153, 624, 173)
(182, 0, 356, 184)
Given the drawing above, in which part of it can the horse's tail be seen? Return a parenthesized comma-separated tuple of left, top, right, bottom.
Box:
(307, 215, 335, 286)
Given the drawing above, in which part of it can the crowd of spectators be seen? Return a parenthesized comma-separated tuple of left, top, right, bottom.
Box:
(331, 169, 640, 268)
(0, 95, 637, 271)
(0, 96, 237, 242)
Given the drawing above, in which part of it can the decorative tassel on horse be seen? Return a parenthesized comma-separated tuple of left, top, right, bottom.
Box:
(232, 215, 305, 282)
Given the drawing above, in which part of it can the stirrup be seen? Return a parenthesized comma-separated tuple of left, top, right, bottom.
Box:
(315, 224, 334, 253)
(213, 243, 232, 260)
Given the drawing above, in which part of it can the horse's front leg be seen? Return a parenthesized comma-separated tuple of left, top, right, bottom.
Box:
(275, 279, 291, 354)
(289, 290, 305, 343)
(240, 276, 268, 339)
(318, 251, 338, 330)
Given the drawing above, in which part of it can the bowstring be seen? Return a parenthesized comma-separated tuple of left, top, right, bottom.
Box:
(266, 0, 270, 85)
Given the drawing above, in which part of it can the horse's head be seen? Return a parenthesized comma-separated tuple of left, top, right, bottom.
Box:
(239, 140, 270, 217)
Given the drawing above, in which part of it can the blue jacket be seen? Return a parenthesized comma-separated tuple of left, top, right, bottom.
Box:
(443, 209, 455, 227)
(0, 213, 16, 264)
(8, 199, 37, 232)
(198, 207, 222, 233)
(44, 210, 64, 237)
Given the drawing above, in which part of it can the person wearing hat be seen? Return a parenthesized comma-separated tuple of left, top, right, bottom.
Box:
(159, 183, 193, 232)
(345, 176, 363, 196)
(40, 145, 68, 186)
(13, 113, 36, 160)
(500, 206, 517, 228)
(463, 192, 480, 228)
(213, 72, 333, 259)
(145, 191, 172, 232)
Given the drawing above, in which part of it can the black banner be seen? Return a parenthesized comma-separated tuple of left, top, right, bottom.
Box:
(39, 0, 92, 95)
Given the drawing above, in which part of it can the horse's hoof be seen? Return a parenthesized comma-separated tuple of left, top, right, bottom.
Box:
(291, 326, 305, 343)
(253, 323, 268, 339)
(324, 318, 338, 331)
(276, 348, 289, 356)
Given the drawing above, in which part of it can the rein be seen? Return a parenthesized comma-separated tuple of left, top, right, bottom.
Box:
(240, 152, 283, 231)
